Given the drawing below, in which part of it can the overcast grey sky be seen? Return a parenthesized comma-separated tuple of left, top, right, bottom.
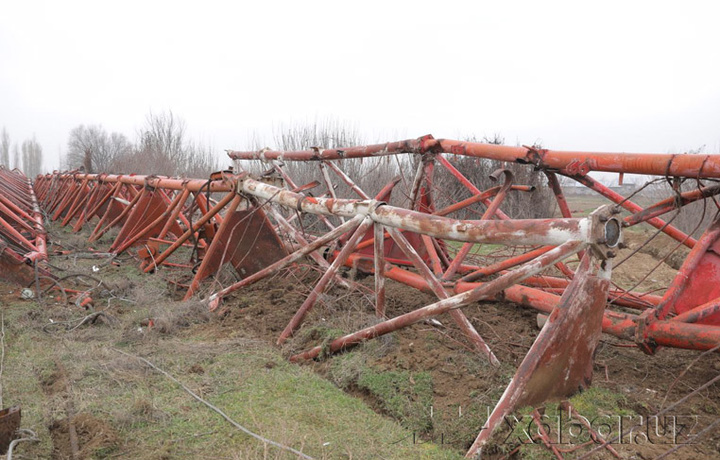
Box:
(1, 0, 719, 172)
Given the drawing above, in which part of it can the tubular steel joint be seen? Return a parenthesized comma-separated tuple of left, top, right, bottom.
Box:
(588, 205, 624, 260)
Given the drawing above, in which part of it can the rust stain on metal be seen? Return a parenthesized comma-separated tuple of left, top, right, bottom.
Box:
(0, 406, 21, 454)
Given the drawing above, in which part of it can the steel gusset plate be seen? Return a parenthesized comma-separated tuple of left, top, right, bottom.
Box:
(466, 253, 611, 457)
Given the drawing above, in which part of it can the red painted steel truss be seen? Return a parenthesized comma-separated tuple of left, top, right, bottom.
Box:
(0, 166, 49, 286)
(21, 136, 720, 457)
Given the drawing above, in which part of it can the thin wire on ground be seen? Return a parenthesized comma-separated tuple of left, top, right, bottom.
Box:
(111, 347, 315, 460)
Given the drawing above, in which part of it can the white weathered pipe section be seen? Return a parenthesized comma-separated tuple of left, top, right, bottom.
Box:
(238, 175, 593, 246)
(241, 177, 373, 217)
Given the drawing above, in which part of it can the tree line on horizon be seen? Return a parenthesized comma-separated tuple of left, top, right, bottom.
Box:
(0, 127, 43, 178)
(64, 116, 560, 221)
(61, 111, 218, 178)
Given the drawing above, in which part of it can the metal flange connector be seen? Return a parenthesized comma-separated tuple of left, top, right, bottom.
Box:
(588, 205, 623, 259)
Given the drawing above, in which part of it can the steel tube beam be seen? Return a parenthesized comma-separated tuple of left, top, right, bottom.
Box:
(278, 216, 374, 343)
(290, 241, 585, 361)
(656, 216, 720, 320)
(230, 135, 720, 179)
(387, 226, 499, 365)
(672, 297, 720, 324)
(373, 222, 386, 317)
(239, 176, 595, 246)
(142, 191, 236, 271)
(184, 194, 243, 299)
(625, 183, 720, 227)
(569, 173, 697, 249)
(40, 172, 234, 192)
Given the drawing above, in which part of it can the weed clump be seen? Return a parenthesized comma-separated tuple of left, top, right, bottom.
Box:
(568, 386, 633, 419)
(357, 369, 434, 432)
(151, 300, 211, 334)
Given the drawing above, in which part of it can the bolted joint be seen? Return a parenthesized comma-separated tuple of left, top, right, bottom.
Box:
(588, 205, 623, 260)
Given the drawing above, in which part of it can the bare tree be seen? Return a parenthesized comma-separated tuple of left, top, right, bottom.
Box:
(433, 135, 555, 219)
(273, 120, 363, 151)
(134, 111, 186, 174)
(181, 140, 221, 178)
(66, 124, 132, 173)
(267, 120, 401, 200)
(20, 136, 43, 178)
(0, 128, 9, 167)
(63, 112, 218, 177)
(12, 144, 19, 170)
(115, 111, 217, 177)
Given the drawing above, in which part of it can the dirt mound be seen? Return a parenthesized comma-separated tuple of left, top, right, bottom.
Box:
(49, 413, 119, 459)
(40, 369, 68, 396)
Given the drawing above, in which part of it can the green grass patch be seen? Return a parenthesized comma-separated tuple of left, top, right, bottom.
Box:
(444, 241, 504, 256)
(569, 386, 633, 419)
(357, 369, 434, 432)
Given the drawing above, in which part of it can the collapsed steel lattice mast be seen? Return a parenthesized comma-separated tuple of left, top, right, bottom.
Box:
(16, 135, 720, 457)
(0, 166, 49, 286)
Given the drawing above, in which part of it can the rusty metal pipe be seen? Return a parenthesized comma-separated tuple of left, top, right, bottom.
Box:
(460, 246, 555, 282)
(442, 170, 514, 279)
(207, 215, 365, 311)
(656, 215, 720, 319)
(48, 172, 234, 192)
(270, 207, 355, 290)
(143, 191, 237, 271)
(240, 174, 595, 246)
(325, 160, 371, 200)
(387, 226, 499, 365)
(112, 189, 186, 255)
(625, 183, 720, 227)
(231, 136, 720, 178)
(569, 173, 697, 249)
(184, 194, 243, 299)
(278, 216, 374, 344)
(290, 240, 585, 361)
(672, 297, 720, 324)
(373, 222, 386, 317)
(89, 187, 145, 242)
